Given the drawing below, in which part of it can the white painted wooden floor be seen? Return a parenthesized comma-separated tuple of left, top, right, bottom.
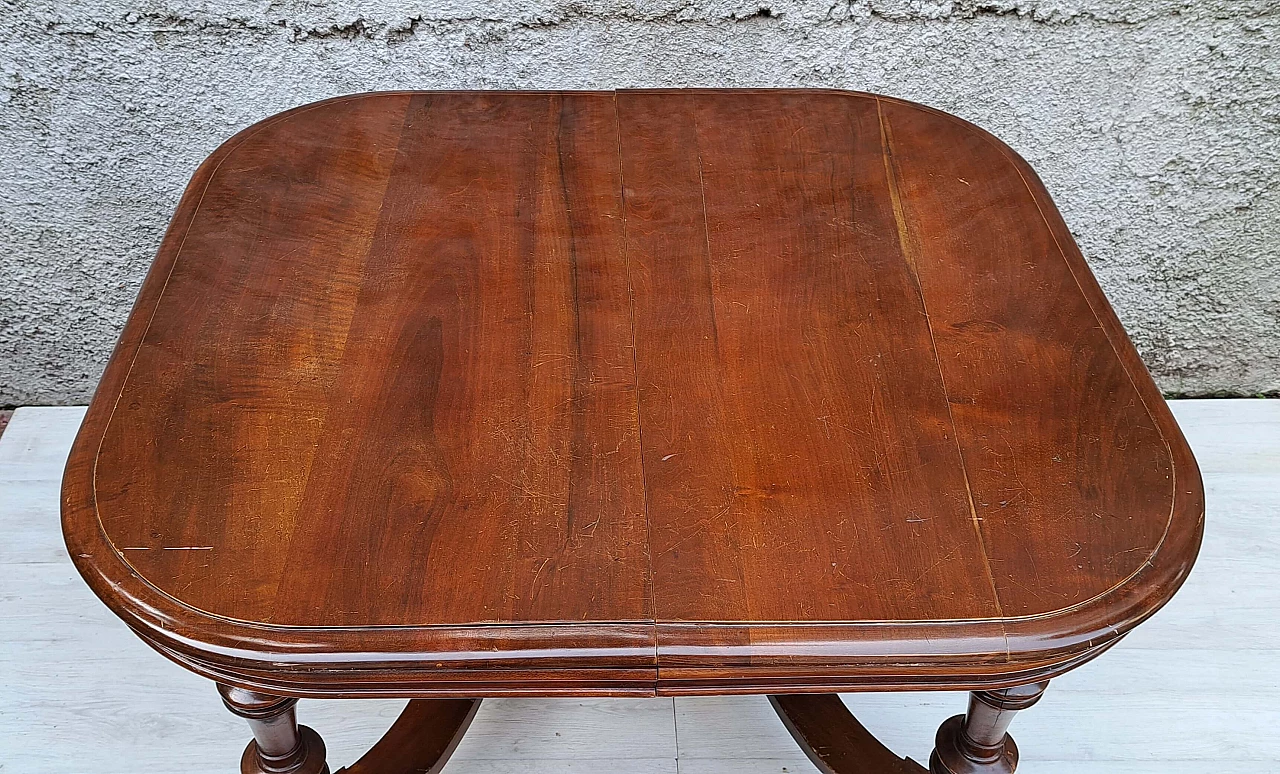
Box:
(2, 401, 1278, 773)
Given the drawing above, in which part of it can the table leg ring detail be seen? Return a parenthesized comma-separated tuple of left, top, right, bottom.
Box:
(929, 681, 1049, 774)
(217, 684, 481, 774)
(239, 726, 329, 774)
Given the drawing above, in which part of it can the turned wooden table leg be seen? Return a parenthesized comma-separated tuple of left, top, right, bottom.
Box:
(218, 684, 329, 774)
(930, 681, 1048, 774)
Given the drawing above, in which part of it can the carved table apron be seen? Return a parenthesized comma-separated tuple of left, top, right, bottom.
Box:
(62, 90, 1204, 774)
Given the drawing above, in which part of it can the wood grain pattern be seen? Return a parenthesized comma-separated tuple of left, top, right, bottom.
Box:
(61, 90, 1203, 698)
(618, 91, 999, 625)
(769, 694, 927, 773)
(879, 101, 1171, 616)
(335, 699, 480, 774)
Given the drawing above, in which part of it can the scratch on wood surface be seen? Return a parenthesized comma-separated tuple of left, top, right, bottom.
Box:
(695, 151, 722, 354)
(906, 548, 960, 586)
(529, 557, 553, 598)
(121, 546, 214, 551)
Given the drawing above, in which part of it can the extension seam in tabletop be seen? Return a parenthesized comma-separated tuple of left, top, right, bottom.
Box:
(612, 90, 661, 680)
(874, 93, 1182, 627)
(88, 95, 381, 595)
(876, 97, 1005, 623)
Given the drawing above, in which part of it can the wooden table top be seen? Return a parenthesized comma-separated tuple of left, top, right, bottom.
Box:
(62, 90, 1203, 699)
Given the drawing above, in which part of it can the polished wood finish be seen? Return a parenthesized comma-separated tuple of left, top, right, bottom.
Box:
(334, 699, 480, 774)
(770, 694, 927, 773)
(930, 682, 1049, 774)
(219, 684, 329, 774)
(62, 90, 1204, 699)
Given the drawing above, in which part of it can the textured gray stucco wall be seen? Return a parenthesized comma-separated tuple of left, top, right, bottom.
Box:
(2, 0, 1277, 404)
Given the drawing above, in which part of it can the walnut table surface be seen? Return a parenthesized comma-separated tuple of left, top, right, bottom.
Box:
(62, 90, 1203, 774)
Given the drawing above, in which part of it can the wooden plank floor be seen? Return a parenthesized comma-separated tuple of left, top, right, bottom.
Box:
(2, 400, 1277, 773)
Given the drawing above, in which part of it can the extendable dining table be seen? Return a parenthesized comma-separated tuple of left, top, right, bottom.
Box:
(62, 89, 1203, 774)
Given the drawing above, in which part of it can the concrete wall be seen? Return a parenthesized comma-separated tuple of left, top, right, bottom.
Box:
(2, 0, 1277, 404)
